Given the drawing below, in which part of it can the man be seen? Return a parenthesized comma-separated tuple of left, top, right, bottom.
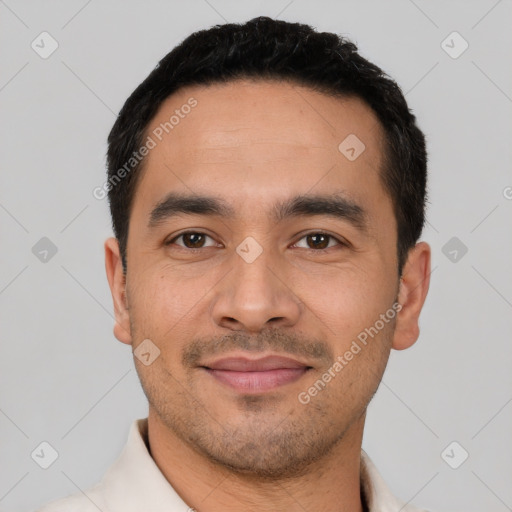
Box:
(39, 16, 431, 512)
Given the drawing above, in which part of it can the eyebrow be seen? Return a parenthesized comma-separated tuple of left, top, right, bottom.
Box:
(148, 192, 368, 231)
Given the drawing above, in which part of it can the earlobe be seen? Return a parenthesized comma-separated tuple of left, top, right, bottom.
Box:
(104, 237, 132, 345)
(392, 241, 431, 351)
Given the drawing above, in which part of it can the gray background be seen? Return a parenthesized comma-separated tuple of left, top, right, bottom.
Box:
(1, 1, 511, 511)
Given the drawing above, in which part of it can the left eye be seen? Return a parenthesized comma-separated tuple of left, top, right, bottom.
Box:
(293, 232, 344, 250)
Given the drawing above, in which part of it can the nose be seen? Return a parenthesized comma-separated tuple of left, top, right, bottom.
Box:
(210, 249, 303, 333)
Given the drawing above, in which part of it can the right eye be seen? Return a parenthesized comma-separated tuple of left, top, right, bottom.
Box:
(165, 231, 219, 250)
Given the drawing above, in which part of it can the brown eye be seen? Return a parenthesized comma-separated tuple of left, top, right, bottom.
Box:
(167, 232, 216, 249)
(307, 233, 329, 249)
(294, 232, 344, 251)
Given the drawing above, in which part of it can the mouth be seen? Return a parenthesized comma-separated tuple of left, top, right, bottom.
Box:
(200, 354, 312, 393)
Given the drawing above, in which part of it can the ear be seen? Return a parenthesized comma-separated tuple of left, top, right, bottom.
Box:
(392, 241, 431, 351)
(104, 237, 132, 345)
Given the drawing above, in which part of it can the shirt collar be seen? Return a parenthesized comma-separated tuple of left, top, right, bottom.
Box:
(92, 417, 423, 512)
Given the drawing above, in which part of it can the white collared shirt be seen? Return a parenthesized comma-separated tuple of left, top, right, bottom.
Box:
(36, 417, 429, 512)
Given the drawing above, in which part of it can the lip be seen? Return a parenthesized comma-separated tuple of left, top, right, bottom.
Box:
(201, 355, 312, 393)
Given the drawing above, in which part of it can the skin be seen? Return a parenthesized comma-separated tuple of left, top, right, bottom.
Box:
(105, 79, 431, 512)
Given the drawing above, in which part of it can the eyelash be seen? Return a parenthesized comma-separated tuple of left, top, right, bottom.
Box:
(165, 231, 347, 252)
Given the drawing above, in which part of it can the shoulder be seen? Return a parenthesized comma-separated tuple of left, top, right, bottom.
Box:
(361, 450, 433, 512)
(35, 485, 107, 512)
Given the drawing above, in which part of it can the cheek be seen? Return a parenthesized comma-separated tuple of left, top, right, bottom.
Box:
(128, 271, 206, 344)
(294, 262, 397, 342)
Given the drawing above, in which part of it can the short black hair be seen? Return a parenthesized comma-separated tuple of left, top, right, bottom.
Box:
(106, 16, 427, 275)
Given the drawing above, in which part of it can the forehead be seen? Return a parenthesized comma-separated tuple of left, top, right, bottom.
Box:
(134, 79, 389, 221)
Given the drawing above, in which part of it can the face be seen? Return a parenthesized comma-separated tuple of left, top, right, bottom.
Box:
(105, 79, 430, 478)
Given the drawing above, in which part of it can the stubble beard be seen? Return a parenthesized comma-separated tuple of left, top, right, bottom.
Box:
(132, 320, 393, 480)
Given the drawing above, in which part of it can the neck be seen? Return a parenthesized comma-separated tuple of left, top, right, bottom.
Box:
(147, 408, 367, 512)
